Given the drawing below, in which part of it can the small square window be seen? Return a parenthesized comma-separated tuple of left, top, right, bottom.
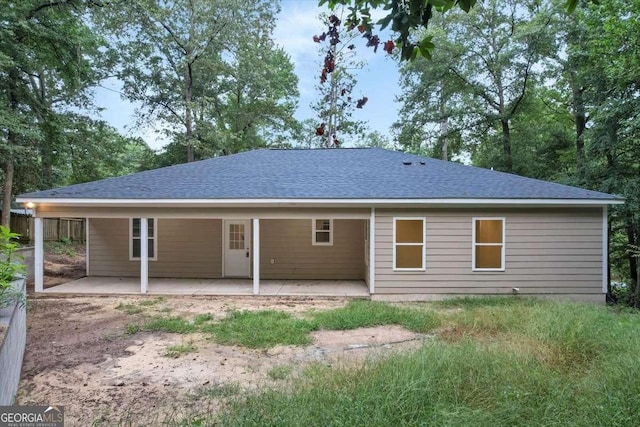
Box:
(312, 219, 333, 246)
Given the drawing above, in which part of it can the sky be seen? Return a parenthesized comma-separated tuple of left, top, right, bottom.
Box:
(90, 0, 402, 150)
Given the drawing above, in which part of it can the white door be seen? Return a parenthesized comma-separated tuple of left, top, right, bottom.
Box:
(224, 220, 251, 277)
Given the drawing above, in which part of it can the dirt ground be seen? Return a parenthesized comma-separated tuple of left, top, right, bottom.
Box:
(16, 295, 428, 426)
(43, 243, 86, 288)
(16, 244, 428, 425)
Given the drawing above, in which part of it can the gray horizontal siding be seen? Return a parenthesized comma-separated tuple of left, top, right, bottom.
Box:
(260, 219, 365, 280)
(374, 208, 603, 296)
(89, 218, 222, 278)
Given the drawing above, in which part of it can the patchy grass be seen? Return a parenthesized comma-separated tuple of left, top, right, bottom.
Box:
(203, 310, 315, 348)
(194, 313, 213, 325)
(165, 343, 197, 358)
(115, 303, 144, 315)
(309, 300, 440, 333)
(214, 299, 640, 426)
(267, 365, 293, 381)
(143, 316, 198, 334)
(434, 295, 538, 309)
(125, 323, 140, 335)
(191, 383, 242, 399)
(139, 296, 165, 307)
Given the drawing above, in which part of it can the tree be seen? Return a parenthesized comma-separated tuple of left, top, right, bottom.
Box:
(54, 116, 155, 185)
(578, 0, 640, 305)
(98, 0, 296, 164)
(1, 0, 107, 227)
(311, 12, 368, 148)
(320, 0, 588, 61)
(394, 0, 553, 172)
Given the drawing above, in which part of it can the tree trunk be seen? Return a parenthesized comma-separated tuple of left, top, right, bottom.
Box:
(627, 223, 639, 305)
(3, 68, 20, 228)
(1, 161, 14, 228)
(439, 80, 448, 161)
(185, 62, 194, 163)
(570, 73, 586, 181)
(500, 118, 513, 172)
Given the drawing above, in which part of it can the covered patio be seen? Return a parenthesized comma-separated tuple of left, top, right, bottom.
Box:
(41, 277, 370, 297)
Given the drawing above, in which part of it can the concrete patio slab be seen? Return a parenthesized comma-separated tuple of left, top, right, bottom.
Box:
(41, 277, 369, 297)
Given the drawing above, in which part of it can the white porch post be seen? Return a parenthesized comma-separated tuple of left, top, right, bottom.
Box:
(252, 218, 260, 295)
(369, 207, 375, 294)
(34, 216, 44, 292)
(85, 218, 90, 276)
(140, 217, 149, 294)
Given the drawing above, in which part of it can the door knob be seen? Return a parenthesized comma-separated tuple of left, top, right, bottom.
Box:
(246, 249, 250, 257)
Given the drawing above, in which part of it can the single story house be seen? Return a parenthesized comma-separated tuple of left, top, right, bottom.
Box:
(17, 148, 623, 301)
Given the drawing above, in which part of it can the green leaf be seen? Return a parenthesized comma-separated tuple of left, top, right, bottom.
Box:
(565, 0, 579, 13)
(457, 0, 477, 13)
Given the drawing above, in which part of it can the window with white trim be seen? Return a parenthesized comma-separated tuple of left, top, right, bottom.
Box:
(393, 218, 425, 270)
(130, 218, 157, 260)
(473, 218, 505, 271)
(312, 219, 333, 245)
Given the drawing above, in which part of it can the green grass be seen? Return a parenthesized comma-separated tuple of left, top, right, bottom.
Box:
(125, 323, 140, 335)
(214, 299, 640, 426)
(191, 383, 242, 399)
(267, 365, 293, 381)
(115, 302, 144, 315)
(165, 343, 197, 358)
(309, 300, 439, 333)
(139, 296, 165, 306)
(203, 310, 315, 348)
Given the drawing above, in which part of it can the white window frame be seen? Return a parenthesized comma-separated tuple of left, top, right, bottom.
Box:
(472, 217, 505, 272)
(129, 218, 158, 261)
(312, 218, 333, 246)
(393, 217, 426, 271)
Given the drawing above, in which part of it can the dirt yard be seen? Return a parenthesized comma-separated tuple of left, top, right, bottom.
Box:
(43, 243, 86, 288)
(16, 295, 427, 425)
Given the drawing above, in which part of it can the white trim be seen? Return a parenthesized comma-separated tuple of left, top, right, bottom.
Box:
(364, 221, 369, 268)
(253, 218, 260, 295)
(129, 218, 158, 261)
(85, 218, 90, 276)
(602, 206, 608, 294)
(369, 208, 375, 294)
(221, 220, 225, 278)
(16, 197, 624, 207)
(392, 217, 426, 271)
(222, 219, 252, 278)
(34, 217, 44, 292)
(140, 217, 148, 293)
(312, 218, 333, 246)
(472, 217, 506, 272)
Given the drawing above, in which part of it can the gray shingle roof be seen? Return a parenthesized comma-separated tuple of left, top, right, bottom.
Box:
(18, 148, 620, 201)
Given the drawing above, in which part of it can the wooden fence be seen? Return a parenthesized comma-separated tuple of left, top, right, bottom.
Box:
(8, 215, 86, 243)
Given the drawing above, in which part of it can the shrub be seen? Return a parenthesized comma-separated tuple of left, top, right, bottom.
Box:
(0, 225, 26, 308)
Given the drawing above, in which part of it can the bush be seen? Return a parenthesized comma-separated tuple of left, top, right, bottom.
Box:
(0, 225, 26, 308)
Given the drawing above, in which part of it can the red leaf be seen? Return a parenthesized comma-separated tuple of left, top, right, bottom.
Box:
(356, 96, 368, 109)
(357, 24, 366, 33)
(383, 40, 395, 54)
(316, 123, 326, 136)
(333, 135, 340, 147)
(313, 35, 320, 43)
